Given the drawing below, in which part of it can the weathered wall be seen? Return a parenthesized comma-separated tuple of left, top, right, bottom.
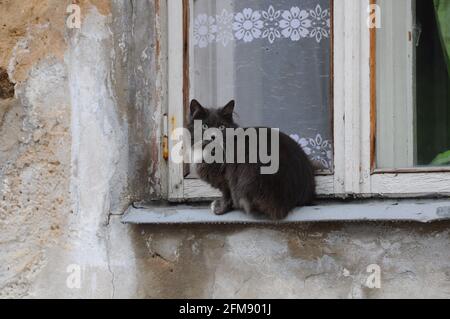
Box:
(127, 222, 450, 299)
(0, 0, 156, 298)
(0, 0, 73, 297)
(1, 0, 450, 299)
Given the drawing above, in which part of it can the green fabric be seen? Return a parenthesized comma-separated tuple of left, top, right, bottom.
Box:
(434, 0, 450, 77)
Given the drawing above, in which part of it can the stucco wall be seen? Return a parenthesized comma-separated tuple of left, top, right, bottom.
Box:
(0, 0, 157, 298)
(1, 0, 449, 299)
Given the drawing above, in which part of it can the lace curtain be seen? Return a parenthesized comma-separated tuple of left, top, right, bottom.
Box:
(193, 0, 332, 169)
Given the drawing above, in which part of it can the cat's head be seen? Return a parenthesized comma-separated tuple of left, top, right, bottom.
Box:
(188, 99, 238, 134)
(187, 100, 237, 161)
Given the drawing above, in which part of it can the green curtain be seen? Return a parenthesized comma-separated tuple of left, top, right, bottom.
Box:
(434, 0, 450, 77)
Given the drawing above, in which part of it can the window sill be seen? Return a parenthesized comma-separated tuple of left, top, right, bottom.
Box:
(121, 199, 450, 225)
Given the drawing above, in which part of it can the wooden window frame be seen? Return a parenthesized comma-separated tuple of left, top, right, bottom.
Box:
(367, 0, 450, 196)
(166, 0, 450, 202)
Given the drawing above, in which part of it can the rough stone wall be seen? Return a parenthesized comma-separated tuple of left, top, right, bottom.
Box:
(1, 0, 450, 299)
(0, 0, 72, 297)
(0, 0, 155, 298)
(128, 222, 450, 299)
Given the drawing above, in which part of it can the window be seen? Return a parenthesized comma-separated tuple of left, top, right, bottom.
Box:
(369, 0, 450, 195)
(376, 0, 450, 170)
(167, 0, 450, 202)
(191, 0, 333, 172)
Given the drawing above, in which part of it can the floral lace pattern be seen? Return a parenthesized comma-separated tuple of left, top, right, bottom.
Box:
(290, 134, 333, 170)
(193, 14, 218, 48)
(194, 4, 330, 48)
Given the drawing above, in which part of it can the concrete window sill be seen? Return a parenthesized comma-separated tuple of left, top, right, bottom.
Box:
(121, 199, 450, 225)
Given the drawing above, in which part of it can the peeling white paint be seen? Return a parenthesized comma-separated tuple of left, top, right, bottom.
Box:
(63, 6, 133, 297)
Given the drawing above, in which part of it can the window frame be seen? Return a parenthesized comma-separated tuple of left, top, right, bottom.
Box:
(166, 0, 450, 202)
(367, 0, 450, 196)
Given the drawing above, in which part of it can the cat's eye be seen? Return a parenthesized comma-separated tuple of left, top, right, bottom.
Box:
(219, 125, 226, 131)
(202, 124, 208, 130)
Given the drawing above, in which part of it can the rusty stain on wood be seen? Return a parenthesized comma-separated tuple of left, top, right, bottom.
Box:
(182, 0, 191, 176)
(183, 0, 190, 126)
(150, 0, 166, 196)
(370, 0, 377, 173)
(163, 136, 169, 161)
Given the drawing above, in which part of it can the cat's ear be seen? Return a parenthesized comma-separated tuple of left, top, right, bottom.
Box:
(221, 100, 235, 120)
(190, 99, 206, 121)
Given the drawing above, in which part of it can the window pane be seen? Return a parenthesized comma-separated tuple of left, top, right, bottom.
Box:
(192, 0, 333, 170)
(376, 0, 450, 169)
(416, 0, 450, 166)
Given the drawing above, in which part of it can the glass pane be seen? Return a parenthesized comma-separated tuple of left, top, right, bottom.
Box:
(192, 0, 333, 170)
(416, 0, 450, 166)
(376, 0, 450, 169)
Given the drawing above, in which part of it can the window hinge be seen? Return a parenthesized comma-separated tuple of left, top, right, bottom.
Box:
(163, 114, 169, 161)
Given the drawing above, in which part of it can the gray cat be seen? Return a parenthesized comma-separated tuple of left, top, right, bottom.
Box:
(188, 99, 315, 220)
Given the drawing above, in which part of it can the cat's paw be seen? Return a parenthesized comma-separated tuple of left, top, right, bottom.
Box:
(211, 199, 232, 216)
